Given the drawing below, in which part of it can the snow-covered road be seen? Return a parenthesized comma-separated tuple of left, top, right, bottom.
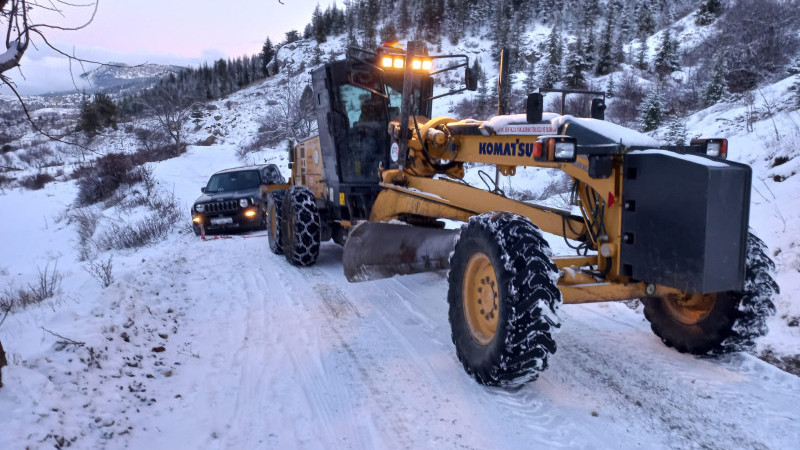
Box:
(6, 232, 793, 449)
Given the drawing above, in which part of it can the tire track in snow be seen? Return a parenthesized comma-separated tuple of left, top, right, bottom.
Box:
(545, 303, 800, 449)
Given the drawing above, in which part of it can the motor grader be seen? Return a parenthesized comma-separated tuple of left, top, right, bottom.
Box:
(266, 43, 779, 388)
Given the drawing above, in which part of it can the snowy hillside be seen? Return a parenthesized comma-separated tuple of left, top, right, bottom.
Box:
(76, 63, 184, 95)
(2, 1, 800, 448)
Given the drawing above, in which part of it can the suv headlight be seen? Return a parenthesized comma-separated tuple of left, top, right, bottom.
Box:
(239, 198, 249, 208)
(195, 204, 205, 213)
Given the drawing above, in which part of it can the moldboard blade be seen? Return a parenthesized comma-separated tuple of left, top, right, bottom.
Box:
(343, 222, 460, 282)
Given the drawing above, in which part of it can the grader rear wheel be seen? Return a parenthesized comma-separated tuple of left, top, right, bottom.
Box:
(282, 186, 321, 267)
(448, 212, 561, 388)
(644, 232, 779, 355)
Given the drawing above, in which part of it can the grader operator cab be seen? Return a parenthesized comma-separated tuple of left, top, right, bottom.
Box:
(266, 43, 779, 388)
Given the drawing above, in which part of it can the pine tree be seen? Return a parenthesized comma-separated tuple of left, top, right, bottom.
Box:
(663, 118, 688, 145)
(696, 0, 722, 26)
(397, 0, 411, 36)
(606, 74, 616, 98)
(584, 27, 596, 68)
(312, 4, 328, 43)
(793, 78, 800, 108)
(702, 56, 727, 107)
(77, 91, 99, 136)
(654, 29, 680, 76)
(261, 38, 275, 75)
(787, 56, 800, 75)
(284, 30, 300, 44)
(524, 60, 538, 95)
(638, 86, 664, 132)
(637, 1, 656, 38)
(539, 25, 563, 89)
(595, 18, 614, 75)
(379, 22, 398, 44)
(636, 40, 648, 71)
(361, 0, 380, 48)
(564, 36, 588, 89)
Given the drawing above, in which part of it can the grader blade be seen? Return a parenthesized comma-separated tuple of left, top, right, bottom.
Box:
(343, 222, 460, 282)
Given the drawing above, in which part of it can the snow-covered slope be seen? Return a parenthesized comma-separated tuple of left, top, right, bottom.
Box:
(76, 63, 184, 95)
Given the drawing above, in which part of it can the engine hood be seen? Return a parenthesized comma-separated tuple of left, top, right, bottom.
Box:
(194, 187, 261, 205)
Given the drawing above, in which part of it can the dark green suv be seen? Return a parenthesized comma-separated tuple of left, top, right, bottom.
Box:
(191, 164, 285, 235)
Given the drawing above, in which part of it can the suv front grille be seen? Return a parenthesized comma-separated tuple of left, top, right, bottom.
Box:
(205, 200, 239, 213)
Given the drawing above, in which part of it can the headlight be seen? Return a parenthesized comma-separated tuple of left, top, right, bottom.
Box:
(690, 137, 728, 160)
(554, 142, 576, 160)
(195, 204, 205, 212)
(534, 136, 578, 162)
(239, 198, 249, 208)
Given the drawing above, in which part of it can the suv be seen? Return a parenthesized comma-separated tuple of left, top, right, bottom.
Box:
(191, 164, 286, 235)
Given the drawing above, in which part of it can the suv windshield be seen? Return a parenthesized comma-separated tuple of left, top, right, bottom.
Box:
(205, 170, 260, 193)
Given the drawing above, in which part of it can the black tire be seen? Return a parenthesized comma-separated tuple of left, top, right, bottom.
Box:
(448, 212, 561, 388)
(258, 205, 268, 231)
(267, 189, 286, 255)
(282, 186, 321, 267)
(643, 232, 779, 355)
(193, 224, 201, 236)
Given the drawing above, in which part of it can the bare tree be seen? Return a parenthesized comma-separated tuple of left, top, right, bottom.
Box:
(143, 87, 196, 155)
(2, 0, 101, 144)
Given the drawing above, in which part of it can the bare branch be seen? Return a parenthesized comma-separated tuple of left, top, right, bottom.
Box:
(0, 73, 100, 153)
(28, 0, 97, 31)
(40, 326, 85, 346)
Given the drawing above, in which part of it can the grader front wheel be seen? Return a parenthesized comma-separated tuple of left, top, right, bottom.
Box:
(462, 252, 499, 346)
(448, 212, 561, 388)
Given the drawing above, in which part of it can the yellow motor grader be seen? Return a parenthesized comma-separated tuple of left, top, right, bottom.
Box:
(266, 43, 779, 387)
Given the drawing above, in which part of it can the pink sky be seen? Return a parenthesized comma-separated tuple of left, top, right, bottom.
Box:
(4, 0, 322, 94)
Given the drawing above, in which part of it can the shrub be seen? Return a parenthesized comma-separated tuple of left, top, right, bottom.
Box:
(95, 192, 182, 250)
(19, 172, 55, 190)
(67, 208, 101, 261)
(0, 174, 13, 188)
(84, 256, 114, 288)
(75, 153, 136, 206)
(0, 263, 63, 312)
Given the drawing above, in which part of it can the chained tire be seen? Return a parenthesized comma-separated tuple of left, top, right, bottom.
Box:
(448, 212, 561, 388)
(267, 189, 286, 255)
(282, 186, 321, 267)
(643, 232, 779, 355)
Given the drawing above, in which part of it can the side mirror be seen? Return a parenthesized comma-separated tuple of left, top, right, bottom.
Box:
(591, 98, 606, 120)
(200, 187, 206, 193)
(526, 93, 543, 124)
(465, 67, 478, 91)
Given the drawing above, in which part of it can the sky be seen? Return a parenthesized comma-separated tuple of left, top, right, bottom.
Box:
(2, 0, 322, 95)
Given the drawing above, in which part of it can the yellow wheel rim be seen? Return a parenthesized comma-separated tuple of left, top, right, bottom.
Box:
(462, 252, 499, 345)
(662, 292, 717, 325)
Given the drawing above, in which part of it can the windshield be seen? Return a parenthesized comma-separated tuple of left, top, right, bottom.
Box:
(384, 73, 427, 120)
(335, 83, 388, 183)
(205, 170, 260, 193)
